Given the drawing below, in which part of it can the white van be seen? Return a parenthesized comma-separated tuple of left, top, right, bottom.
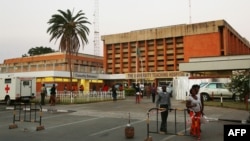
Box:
(0, 76, 36, 105)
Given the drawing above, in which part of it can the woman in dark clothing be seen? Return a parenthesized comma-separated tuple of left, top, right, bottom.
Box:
(151, 83, 156, 103)
(112, 85, 117, 101)
(50, 84, 56, 106)
(40, 83, 47, 105)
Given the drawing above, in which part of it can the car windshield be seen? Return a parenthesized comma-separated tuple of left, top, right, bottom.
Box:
(199, 82, 208, 88)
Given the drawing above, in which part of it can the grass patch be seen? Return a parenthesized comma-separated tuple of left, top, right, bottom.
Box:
(204, 101, 249, 111)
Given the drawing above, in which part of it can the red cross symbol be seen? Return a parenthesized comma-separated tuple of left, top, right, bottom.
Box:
(5, 84, 10, 93)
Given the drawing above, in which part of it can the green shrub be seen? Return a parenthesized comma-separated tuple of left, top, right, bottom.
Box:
(124, 88, 135, 96)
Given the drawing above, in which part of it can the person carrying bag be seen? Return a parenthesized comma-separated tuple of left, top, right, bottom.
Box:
(186, 85, 202, 140)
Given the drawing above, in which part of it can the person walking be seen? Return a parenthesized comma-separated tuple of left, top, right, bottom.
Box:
(151, 83, 157, 103)
(146, 84, 151, 99)
(194, 84, 204, 115)
(79, 84, 84, 95)
(186, 85, 202, 140)
(92, 84, 97, 96)
(40, 84, 47, 105)
(193, 84, 205, 134)
(156, 85, 171, 133)
(134, 83, 141, 104)
(50, 84, 56, 106)
(140, 84, 144, 99)
(64, 84, 68, 94)
(111, 85, 117, 101)
(102, 84, 109, 97)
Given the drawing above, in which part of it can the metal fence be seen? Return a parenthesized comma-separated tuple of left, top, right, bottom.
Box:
(34, 90, 126, 104)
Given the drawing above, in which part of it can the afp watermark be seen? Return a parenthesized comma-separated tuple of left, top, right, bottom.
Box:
(224, 124, 250, 141)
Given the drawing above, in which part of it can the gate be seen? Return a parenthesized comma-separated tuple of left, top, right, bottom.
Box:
(145, 107, 189, 140)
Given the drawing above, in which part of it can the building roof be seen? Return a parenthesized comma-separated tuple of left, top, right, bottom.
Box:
(179, 55, 250, 71)
(101, 19, 250, 47)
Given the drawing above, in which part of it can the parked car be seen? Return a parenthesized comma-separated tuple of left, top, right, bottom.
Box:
(199, 82, 239, 101)
(157, 82, 173, 97)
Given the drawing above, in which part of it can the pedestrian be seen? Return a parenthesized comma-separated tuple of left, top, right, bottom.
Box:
(50, 84, 56, 106)
(140, 84, 144, 98)
(193, 84, 205, 134)
(112, 85, 117, 101)
(194, 84, 204, 115)
(146, 84, 151, 99)
(151, 83, 156, 103)
(119, 84, 123, 91)
(64, 84, 67, 94)
(102, 84, 109, 91)
(102, 84, 109, 97)
(156, 85, 171, 134)
(79, 84, 84, 95)
(186, 85, 202, 140)
(92, 84, 97, 96)
(40, 83, 47, 105)
(134, 83, 141, 104)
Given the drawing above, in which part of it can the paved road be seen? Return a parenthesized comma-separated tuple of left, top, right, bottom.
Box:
(0, 96, 249, 141)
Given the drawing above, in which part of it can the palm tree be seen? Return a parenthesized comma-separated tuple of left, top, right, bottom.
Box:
(47, 9, 91, 95)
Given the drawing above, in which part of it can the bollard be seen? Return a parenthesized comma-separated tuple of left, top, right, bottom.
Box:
(125, 112, 134, 139)
(125, 125, 134, 139)
(144, 112, 153, 141)
(9, 110, 18, 129)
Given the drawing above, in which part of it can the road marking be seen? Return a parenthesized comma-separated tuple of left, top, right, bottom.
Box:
(160, 127, 191, 141)
(6, 107, 71, 113)
(45, 117, 103, 129)
(89, 119, 145, 136)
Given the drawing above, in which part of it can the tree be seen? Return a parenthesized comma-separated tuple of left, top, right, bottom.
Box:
(22, 46, 55, 57)
(28, 46, 55, 56)
(47, 9, 91, 95)
(228, 70, 250, 102)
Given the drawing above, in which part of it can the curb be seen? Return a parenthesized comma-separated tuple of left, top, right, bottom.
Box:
(205, 117, 250, 124)
(6, 107, 74, 113)
(218, 118, 250, 124)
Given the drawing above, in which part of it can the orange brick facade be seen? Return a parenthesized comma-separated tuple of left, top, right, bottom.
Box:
(101, 20, 250, 85)
(1, 20, 250, 91)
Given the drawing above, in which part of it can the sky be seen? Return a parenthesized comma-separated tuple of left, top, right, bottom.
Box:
(0, 0, 250, 63)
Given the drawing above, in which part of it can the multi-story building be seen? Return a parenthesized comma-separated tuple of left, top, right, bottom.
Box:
(101, 19, 250, 86)
(0, 52, 104, 93)
(1, 19, 250, 94)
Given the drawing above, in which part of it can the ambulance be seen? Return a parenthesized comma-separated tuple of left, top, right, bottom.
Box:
(0, 76, 36, 105)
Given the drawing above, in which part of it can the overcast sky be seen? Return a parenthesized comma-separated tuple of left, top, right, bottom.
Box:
(0, 0, 250, 63)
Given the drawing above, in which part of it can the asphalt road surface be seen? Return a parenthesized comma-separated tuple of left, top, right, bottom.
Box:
(0, 97, 249, 141)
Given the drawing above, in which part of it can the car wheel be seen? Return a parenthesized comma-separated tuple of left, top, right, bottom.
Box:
(202, 94, 209, 101)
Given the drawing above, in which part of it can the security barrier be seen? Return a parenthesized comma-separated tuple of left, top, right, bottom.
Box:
(145, 107, 189, 139)
(9, 103, 44, 131)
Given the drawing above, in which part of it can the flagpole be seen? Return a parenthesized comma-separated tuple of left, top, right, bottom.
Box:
(136, 45, 138, 84)
(141, 58, 144, 85)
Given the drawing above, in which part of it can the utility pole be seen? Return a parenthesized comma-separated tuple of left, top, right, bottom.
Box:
(189, 0, 192, 24)
(93, 0, 100, 56)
